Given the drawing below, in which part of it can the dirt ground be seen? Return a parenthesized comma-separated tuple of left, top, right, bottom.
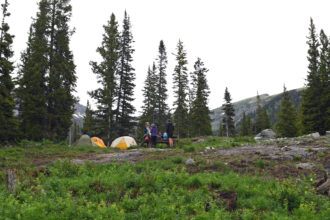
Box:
(70, 139, 330, 181)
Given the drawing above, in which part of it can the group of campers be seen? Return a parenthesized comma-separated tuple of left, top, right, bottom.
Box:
(144, 119, 174, 148)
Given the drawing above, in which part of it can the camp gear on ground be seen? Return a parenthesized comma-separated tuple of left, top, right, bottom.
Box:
(111, 136, 137, 150)
(91, 137, 107, 148)
(75, 134, 93, 146)
(166, 122, 174, 138)
(163, 132, 168, 140)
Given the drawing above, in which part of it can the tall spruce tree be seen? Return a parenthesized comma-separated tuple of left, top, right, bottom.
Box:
(115, 11, 136, 136)
(140, 64, 157, 123)
(89, 13, 120, 145)
(240, 112, 249, 136)
(222, 87, 235, 137)
(254, 93, 263, 134)
(0, 0, 18, 143)
(173, 40, 189, 138)
(276, 86, 298, 137)
(17, 0, 49, 141)
(301, 18, 322, 134)
(47, 0, 77, 141)
(247, 115, 252, 135)
(319, 30, 330, 134)
(261, 107, 271, 130)
(155, 40, 168, 130)
(190, 58, 212, 137)
(82, 100, 94, 132)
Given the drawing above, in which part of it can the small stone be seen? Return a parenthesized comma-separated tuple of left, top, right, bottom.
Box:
(185, 158, 195, 165)
(205, 146, 211, 150)
(281, 146, 291, 151)
(326, 131, 330, 137)
(296, 162, 315, 169)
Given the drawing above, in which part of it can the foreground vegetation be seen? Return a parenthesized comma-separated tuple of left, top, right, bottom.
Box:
(0, 137, 329, 219)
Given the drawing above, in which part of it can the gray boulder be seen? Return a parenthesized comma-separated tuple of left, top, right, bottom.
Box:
(296, 163, 315, 169)
(311, 132, 320, 138)
(185, 158, 195, 165)
(254, 129, 276, 142)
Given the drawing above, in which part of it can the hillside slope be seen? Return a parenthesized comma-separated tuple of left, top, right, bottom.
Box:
(210, 88, 303, 133)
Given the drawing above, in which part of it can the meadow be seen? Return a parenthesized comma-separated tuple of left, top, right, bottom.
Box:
(0, 138, 329, 219)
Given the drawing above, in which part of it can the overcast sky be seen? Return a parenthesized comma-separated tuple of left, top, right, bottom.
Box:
(6, 0, 330, 113)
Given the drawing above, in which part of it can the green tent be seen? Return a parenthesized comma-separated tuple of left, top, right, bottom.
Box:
(75, 134, 94, 146)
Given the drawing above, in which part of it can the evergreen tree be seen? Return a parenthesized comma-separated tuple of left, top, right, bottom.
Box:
(240, 112, 249, 136)
(222, 87, 235, 137)
(301, 18, 322, 134)
(72, 121, 77, 142)
(218, 121, 224, 137)
(140, 64, 157, 121)
(82, 100, 94, 134)
(0, 0, 18, 143)
(137, 64, 157, 138)
(47, 0, 77, 141)
(319, 29, 330, 134)
(17, 0, 49, 141)
(89, 13, 120, 145)
(261, 107, 271, 130)
(275, 86, 298, 137)
(190, 58, 212, 137)
(247, 115, 252, 135)
(254, 93, 263, 134)
(173, 40, 189, 138)
(155, 40, 168, 130)
(115, 11, 136, 136)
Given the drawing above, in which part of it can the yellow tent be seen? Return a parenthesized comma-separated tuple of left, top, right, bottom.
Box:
(110, 136, 137, 150)
(91, 137, 107, 148)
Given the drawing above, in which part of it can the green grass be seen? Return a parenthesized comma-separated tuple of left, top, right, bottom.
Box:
(176, 136, 255, 152)
(0, 159, 328, 219)
(0, 138, 329, 219)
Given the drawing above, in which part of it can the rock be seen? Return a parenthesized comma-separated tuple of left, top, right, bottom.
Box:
(194, 138, 206, 144)
(254, 129, 276, 142)
(205, 146, 211, 150)
(185, 158, 195, 165)
(311, 132, 320, 138)
(281, 146, 291, 151)
(326, 131, 330, 137)
(296, 162, 315, 169)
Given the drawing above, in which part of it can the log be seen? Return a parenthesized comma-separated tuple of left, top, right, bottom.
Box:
(6, 169, 18, 192)
(316, 179, 330, 196)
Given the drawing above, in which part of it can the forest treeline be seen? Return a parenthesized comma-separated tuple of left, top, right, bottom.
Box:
(0, 0, 329, 145)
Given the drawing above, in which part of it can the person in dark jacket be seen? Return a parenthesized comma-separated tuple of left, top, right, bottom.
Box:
(151, 124, 158, 147)
(166, 119, 174, 148)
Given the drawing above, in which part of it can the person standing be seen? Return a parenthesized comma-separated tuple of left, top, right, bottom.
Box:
(166, 119, 174, 148)
(144, 122, 151, 147)
(151, 124, 158, 147)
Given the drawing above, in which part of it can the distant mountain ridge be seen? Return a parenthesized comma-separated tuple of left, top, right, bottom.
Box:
(73, 103, 86, 128)
(73, 88, 304, 134)
(210, 88, 303, 133)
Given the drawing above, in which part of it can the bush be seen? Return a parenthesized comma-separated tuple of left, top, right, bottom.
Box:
(171, 156, 184, 164)
(256, 160, 265, 169)
(184, 146, 196, 153)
